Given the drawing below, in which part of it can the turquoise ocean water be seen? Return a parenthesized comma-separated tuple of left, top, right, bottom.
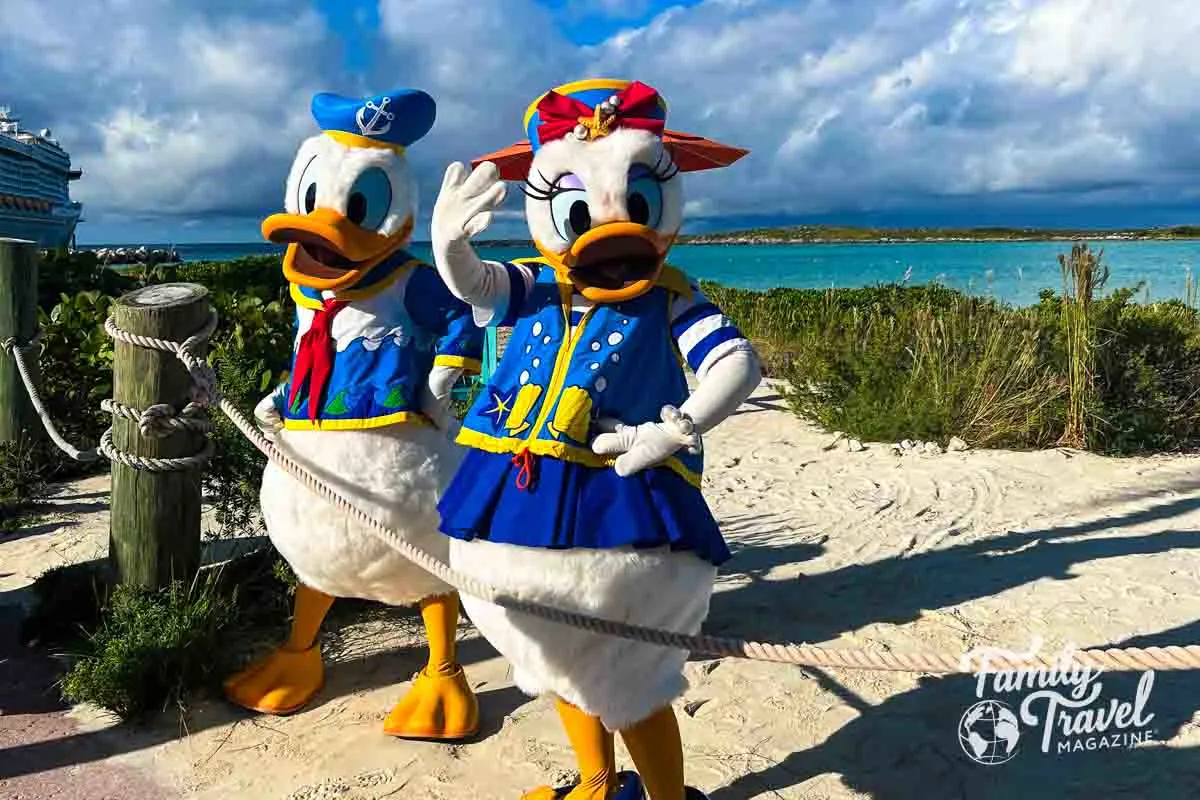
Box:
(133, 240, 1200, 306)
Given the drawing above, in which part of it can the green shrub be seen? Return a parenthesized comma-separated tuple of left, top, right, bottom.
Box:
(0, 438, 51, 534)
(1092, 296, 1200, 453)
(709, 255, 1200, 453)
(701, 282, 965, 374)
(38, 289, 117, 462)
(775, 295, 1066, 448)
(60, 577, 239, 719)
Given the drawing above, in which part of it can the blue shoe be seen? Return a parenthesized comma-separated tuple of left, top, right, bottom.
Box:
(547, 771, 645, 799)
(684, 788, 709, 799)
(614, 772, 645, 800)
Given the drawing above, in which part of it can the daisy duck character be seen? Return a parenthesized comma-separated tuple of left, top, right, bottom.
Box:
(223, 89, 483, 742)
(429, 79, 762, 799)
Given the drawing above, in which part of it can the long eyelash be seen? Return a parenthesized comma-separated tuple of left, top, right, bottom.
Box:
(646, 150, 680, 183)
(520, 170, 564, 201)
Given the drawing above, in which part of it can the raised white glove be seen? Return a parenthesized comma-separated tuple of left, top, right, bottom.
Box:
(254, 383, 288, 441)
(431, 161, 508, 303)
(420, 364, 462, 431)
(590, 406, 702, 477)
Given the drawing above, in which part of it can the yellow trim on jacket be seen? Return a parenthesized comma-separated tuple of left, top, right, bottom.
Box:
(455, 426, 702, 488)
(434, 354, 482, 373)
(282, 409, 430, 431)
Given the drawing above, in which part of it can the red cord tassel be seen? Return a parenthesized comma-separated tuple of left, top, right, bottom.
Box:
(512, 448, 536, 491)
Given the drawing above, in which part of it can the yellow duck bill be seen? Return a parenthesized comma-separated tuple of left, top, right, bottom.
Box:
(543, 222, 671, 303)
(263, 208, 413, 291)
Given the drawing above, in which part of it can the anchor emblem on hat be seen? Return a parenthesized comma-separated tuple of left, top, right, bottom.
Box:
(356, 97, 395, 137)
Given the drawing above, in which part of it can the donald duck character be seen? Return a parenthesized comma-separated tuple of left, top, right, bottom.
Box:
(222, 89, 484, 742)
(429, 79, 762, 799)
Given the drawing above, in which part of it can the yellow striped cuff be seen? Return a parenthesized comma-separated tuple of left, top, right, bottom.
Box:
(435, 355, 483, 373)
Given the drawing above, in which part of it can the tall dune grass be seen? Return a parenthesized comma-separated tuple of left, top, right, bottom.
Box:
(705, 244, 1200, 453)
(1058, 244, 1109, 448)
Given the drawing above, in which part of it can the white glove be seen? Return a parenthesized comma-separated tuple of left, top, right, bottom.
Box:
(430, 162, 510, 310)
(589, 347, 762, 477)
(254, 383, 288, 441)
(420, 364, 462, 431)
(591, 406, 702, 477)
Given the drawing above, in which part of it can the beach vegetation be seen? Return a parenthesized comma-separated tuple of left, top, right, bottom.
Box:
(43, 547, 301, 720)
(1057, 244, 1109, 448)
(706, 242, 1200, 452)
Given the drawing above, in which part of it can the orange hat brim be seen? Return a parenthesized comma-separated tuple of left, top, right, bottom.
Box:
(471, 129, 748, 182)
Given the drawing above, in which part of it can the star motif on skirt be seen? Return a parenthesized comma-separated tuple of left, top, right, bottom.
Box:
(482, 389, 515, 430)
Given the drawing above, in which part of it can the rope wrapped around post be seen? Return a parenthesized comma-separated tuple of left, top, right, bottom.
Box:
(93, 311, 219, 474)
(1, 323, 218, 469)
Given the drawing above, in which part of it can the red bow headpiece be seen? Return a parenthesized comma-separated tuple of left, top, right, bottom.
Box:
(534, 81, 666, 146)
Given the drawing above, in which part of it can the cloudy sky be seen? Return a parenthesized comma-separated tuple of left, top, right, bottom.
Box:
(2, 0, 1197, 243)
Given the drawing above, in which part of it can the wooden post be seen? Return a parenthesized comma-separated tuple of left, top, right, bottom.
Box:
(109, 283, 210, 589)
(0, 238, 39, 445)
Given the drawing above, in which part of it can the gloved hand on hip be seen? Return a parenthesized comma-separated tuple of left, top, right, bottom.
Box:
(590, 406, 702, 477)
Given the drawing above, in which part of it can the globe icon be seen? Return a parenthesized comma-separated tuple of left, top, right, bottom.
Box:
(958, 700, 1021, 765)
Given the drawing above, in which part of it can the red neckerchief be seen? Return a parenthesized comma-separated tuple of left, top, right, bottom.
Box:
(289, 298, 347, 422)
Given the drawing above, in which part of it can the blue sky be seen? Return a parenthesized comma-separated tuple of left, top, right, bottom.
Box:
(1, 0, 1196, 244)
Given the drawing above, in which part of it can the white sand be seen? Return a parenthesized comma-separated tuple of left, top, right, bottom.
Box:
(4, 380, 1200, 798)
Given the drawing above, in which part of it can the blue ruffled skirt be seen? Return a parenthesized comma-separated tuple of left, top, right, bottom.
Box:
(437, 449, 731, 566)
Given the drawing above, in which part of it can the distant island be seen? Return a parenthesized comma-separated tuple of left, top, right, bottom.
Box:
(673, 224, 1200, 245)
(469, 225, 1200, 247)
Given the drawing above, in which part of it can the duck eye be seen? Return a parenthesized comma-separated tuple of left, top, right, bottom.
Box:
(346, 167, 393, 230)
(549, 188, 590, 242)
(296, 155, 319, 214)
(626, 176, 663, 228)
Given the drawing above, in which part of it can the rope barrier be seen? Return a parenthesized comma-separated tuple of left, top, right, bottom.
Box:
(200, 390, 1200, 674)
(12, 311, 1200, 674)
(3, 329, 99, 462)
(101, 399, 214, 438)
(2, 321, 216, 470)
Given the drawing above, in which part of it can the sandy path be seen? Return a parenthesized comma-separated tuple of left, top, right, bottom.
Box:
(3, 382, 1199, 799)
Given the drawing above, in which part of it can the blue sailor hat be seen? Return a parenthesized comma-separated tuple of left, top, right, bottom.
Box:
(311, 89, 436, 152)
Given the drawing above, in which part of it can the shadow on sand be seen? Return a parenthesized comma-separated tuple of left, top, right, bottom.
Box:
(708, 621, 1200, 800)
(697, 489, 1200, 798)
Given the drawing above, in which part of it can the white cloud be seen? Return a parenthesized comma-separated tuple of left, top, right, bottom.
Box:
(0, 0, 337, 231)
(581, 0, 1200, 218)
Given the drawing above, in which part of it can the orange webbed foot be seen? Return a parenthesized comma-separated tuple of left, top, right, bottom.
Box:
(223, 644, 324, 715)
(382, 664, 479, 740)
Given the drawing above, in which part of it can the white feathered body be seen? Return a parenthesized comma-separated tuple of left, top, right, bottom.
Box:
(261, 423, 459, 606)
(450, 538, 715, 731)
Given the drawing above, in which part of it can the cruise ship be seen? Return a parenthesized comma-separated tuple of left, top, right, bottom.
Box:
(0, 106, 82, 248)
